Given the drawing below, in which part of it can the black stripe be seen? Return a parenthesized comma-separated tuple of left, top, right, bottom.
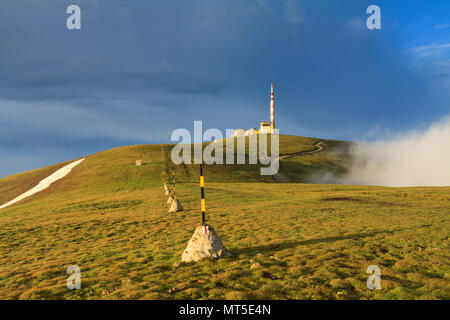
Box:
(200, 164, 205, 225)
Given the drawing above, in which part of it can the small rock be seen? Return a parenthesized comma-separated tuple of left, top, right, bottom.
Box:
(122, 279, 131, 287)
(172, 262, 181, 268)
(337, 291, 344, 295)
(169, 287, 177, 294)
(101, 290, 109, 295)
(250, 262, 261, 269)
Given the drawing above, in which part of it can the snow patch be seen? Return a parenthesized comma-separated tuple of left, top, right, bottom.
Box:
(0, 158, 85, 209)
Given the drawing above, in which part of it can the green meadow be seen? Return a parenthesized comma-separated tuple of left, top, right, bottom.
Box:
(0, 135, 448, 299)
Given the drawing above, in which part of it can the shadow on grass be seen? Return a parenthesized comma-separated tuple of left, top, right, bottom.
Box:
(232, 225, 431, 256)
(382, 275, 418, 288)
(320, 196, 411, 207)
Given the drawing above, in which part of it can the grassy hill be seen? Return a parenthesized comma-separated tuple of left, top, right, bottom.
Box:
(0, 135, 448, 300)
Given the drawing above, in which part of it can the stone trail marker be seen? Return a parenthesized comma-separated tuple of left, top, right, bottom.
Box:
(164, 183, 170, 196)
(181, 164, 230, 262)
(181, 225, 231, 262)
(169, 198, 183, 212)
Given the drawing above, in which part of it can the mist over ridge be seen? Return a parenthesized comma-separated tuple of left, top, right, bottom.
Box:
(341, 116, 450, 187)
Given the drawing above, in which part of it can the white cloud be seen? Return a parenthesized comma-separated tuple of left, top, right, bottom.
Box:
(342, 116, 450, 187)
(347, 18, 364, 30)
(284, 0, 303, 25)
(405, 43, 450, 76)
(434, 23, 450, 30)
(257, 0, 268, 9)
(406, 42, 450, 59)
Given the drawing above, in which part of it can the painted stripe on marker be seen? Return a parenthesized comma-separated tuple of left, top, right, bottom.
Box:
(201, 198, 206, 212)
(200, 164, 206, 225)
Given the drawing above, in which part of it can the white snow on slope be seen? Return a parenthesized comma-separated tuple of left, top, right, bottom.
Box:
(0, 158, 85, 209)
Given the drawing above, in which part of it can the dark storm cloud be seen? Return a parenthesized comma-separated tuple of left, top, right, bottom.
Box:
(0, 0, 449, 177)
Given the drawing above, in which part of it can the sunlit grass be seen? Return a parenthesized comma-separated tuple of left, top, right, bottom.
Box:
(0, 137, 448, 300)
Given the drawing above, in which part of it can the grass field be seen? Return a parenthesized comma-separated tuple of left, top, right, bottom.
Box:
(0, 136, 448, 300)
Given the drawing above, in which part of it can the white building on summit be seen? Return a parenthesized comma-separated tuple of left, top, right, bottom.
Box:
(245, 128, 258, 136)
(233, 82, 277, 137)
(233, 128, 245, 137)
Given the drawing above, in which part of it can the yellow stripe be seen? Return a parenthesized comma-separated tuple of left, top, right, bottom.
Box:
(201, 199, 205, 212)
(200, 176, 204, 187)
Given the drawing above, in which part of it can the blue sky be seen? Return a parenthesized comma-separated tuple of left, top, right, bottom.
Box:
(0, 0, 449, 177)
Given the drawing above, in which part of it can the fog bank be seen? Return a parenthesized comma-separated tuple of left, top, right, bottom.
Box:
(342, 116, 450, 187)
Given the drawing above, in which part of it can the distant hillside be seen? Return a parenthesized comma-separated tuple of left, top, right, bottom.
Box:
(0, 135, 351, 209)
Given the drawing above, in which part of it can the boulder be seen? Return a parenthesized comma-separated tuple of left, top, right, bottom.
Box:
(164, 183, 170, 195)
(181, 225, 231, 262)
(168, 199, 183, 212)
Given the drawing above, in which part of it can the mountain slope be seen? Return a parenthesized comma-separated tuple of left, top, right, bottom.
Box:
(0, 135, 448, 300)
(0, 135, 351, 209)
(0, 160, 74, 206)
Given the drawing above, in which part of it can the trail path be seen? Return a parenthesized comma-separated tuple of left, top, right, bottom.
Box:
(279, 140, 327, 160)
(0, 158, 85, 209)
(273, 140, 328, 183)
